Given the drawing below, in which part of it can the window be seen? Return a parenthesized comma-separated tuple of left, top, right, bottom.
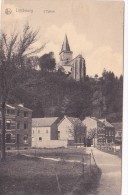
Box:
(38, 130, 40, 134)
(106, 130, 108, 136)
(46, 129, 48, 133)
(39, 137, 42, 141)
(6, 109, 10, 115)
(24, 135, 28, 143)
(17, 110, 20, 116)
(24, 123, 28, 129)
(17, 122, 20, 129)
(10, 110, 15, 115)
(6, 134, 11, 143)
(24, 112, 28, 117)
(17, 134, 20, 147)
(6, 120, 11, 130)
(58, 131, 60, 139)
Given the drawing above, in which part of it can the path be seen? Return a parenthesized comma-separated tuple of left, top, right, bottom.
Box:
(86, 147, 121, 195)
(22, 154, 87, 164)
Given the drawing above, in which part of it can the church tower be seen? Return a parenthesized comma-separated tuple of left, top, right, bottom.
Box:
(58, 35, 86, 81)
(59, 34, 73, 66)
(72, 55, 86, 81)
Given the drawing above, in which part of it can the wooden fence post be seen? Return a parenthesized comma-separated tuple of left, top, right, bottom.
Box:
(82, 156, 85, 179)
(90, 153, 91, 177)
(56, 173, 62, 195)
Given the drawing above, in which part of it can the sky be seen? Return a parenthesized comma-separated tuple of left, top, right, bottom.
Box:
(2, 0, 124, 77)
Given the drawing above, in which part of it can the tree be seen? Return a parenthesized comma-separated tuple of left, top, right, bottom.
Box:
(0, 24, 45, 161)
(39, 52, 56, 73)
(68, 120, 86, 146)
(87, 128, 97, 139)
(101, 70, 123, 122)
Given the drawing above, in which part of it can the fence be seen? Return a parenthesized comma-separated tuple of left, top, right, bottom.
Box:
(4, 147, 101, 195)
(54, 148, 100, 195)
(96, 143, 121, 155)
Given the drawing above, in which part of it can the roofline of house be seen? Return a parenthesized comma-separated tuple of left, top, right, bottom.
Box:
(32, 117, 59, 127)
(57, 115, 73, 127)
(0, 103, 32, 111)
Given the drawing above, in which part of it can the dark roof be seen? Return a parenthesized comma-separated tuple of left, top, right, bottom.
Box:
(99, 119, 114, 128)
(60, 34, 71, 53)
(32, 117, 59, 127)
(66, 55, 85, 66)
(16, 105, 32, 112)
(68, 117, 82, 125)
(0, 104, 32, 112)
(58, 116, 84, 127)
(111, 123, 122, 131)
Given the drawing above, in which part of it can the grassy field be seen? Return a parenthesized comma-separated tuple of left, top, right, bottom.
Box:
(0, 148, 101, 195)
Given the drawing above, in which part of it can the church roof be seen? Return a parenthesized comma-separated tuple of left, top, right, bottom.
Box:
(60, 34, 71, 53)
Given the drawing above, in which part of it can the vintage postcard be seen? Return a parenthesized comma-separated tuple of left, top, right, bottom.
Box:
(0, 0, 124, 195)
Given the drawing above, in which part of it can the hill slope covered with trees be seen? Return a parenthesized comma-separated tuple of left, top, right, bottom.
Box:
(8, 57, 123, 123)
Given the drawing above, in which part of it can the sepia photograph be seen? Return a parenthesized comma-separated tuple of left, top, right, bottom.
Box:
(0, 0, 125, 194)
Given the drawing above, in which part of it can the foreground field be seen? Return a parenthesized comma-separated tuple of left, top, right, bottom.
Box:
(0, 148, 101, 195)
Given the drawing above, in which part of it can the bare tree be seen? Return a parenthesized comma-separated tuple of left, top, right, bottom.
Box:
(69, 124, 86, 146)
(0, 24, 45, 161)
(87, 128, 97, 139)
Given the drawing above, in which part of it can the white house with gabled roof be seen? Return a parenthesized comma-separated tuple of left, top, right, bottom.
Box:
(58, 115, 86, 146)
(32, 117, 67, 148)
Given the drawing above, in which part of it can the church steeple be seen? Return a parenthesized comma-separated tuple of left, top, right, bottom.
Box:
(60, 34, 71, 53)
(59, 34, 73, 64)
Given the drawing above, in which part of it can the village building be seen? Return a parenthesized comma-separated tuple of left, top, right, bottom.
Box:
(112, 122, 122, 144)
(97, 119, 115, 145)
(58, 115, 86, 146)
(32, 117, 67, 148)
(57, 35, 86, 81)
(0, 104, 32, 150)
(83, 117, 98, 146)
(83, 117, 115, 146)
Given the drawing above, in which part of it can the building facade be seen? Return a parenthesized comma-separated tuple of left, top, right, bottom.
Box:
(111, 122, 122, 144)
(97, 119, 115, 145)
(83, 117, 115, 146)
(83, 117, 98, 146)
(58, 35, 86, 81)
(58, 116, 86, 146)
(0, 104, 32, 150)
(32, 117, 67, 148)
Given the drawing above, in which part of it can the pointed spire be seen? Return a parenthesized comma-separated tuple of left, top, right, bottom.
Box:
(61, 34, 71, 52)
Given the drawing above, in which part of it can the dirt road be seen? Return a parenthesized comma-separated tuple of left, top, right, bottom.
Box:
(86, 147, 121, 195)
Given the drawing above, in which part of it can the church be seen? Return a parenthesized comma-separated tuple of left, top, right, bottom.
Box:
(57, 35, 86, 81)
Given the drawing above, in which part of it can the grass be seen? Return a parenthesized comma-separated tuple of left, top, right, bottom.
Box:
(0, 148, 101, 195)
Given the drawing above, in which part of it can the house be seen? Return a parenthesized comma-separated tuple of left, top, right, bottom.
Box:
(97, 119, 115, 144)
(58, 115, 86, 146)
(0, 104, 32, 150)
(83, 117, 115, 146)
(111, 122, 122, 144)
(32, 117, 67, 148)
(83, 117, 98, 146)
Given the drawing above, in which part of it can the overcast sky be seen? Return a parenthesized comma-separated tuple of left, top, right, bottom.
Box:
(2, 0, 124, 76)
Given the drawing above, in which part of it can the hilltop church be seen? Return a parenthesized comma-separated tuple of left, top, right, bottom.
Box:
(57, 35, 86, 81)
